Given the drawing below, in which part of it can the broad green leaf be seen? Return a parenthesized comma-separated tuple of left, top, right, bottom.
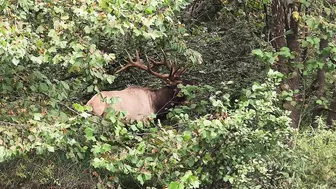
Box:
(137, 174, 144, 185)
(12, 58, 19, 65)
(169, 182, 184, 189)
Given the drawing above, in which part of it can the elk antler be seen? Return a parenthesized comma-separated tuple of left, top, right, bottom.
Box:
(115, 50, 187, 84)
(146, 50, 188, 83)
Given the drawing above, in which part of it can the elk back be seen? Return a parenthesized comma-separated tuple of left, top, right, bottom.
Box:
(86, 87, 155, 121)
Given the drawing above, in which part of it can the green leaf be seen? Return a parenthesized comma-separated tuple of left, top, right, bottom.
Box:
(143, 172, 152, 181)
(251, 49, 263, 58)
(12, 58, 19, 65)
(106, 75, 115, 84)
(87, 85, 94, 93)
(73, 103, 84, 112)
(39, 83, 49, 92)
(183, 131, 192, 141)
(203, 120, 212, 126)
(33, 71, 47, 80)
(60, 81, 70, 90)
(278, 47, 292, 58)
(246, 90, 251, 97)
(285, 97, 292, 101)
(33, 113, 43, 121)
(137, 142, 146, 154)
(252, 84, 263, 91)
(137, 174, 144, 185)
(16, 82, 23, 90)
(84, 127, 95, 141)
(169, 182, 184, 189)
(101, 143, 111, 152)
(100, 135, 108, 141)
(106, 163, 116, 172)
(130, 124, 138, 131)
(31, 56, 44, 64)
(144, 7, 153, 14)
(47, 146, 55, 152)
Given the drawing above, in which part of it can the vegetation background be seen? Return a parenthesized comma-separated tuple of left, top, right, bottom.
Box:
(1, 0, 336, 188)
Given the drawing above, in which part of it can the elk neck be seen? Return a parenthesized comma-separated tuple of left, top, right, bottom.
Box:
(150, 85, 184, 120)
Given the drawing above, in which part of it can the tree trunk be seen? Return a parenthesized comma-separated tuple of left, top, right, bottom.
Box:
(285, 2, 302, 129)
(327, 89, 336, 126)
(182, 0, 223, 23)
(312, 39, 328, 127)
(270, 0, 287, 73)
(271, 0, 302, 128)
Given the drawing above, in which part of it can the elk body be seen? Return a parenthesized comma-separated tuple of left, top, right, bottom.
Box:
(86, 51, 191, 122)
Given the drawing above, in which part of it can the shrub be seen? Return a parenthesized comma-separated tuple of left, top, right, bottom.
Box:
(284, 129, 336, 188)
(0, 70, 294, 188)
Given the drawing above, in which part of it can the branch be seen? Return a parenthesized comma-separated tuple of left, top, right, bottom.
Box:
(268, 34, 287, 44)
(61, 73, 83, 81)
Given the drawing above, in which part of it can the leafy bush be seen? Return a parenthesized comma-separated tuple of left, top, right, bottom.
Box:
(2, 0, 336, 188)
(285, 129, 336, 188)
(0, 152, 94, 188)
(0, 70, 294, 188)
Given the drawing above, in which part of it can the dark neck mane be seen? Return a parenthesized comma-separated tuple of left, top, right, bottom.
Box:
(151, 86, 179, 120)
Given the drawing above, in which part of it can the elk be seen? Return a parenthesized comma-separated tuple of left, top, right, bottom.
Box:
(86, 50, 193, 122)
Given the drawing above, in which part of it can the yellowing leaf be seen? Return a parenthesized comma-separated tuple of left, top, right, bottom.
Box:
(292, 11, 300, 21)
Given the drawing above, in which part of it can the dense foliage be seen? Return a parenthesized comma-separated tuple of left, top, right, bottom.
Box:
(1, 0, 336, 188)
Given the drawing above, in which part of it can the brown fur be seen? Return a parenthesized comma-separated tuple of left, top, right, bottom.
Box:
(86, 85, 188, 121)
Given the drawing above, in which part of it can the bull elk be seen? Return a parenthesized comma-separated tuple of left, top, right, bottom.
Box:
(86, 50, 193, 122)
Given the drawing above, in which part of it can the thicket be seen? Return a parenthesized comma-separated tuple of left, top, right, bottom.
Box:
(1, 0, 336, 188)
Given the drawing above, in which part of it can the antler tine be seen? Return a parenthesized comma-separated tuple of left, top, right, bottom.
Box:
(135, 50, 141, 63)
(168, 62, 175, 78)
(168, 60, 188, 81)
(146, 50, 182, 82)
(146, 56, 165, 68)
(115, 50, 147, 74)
(161, 49, 170, 67)
(176, 66, 188, 76)
(146, 50, 172, 68)
(168, 61, 182, 79)
(145, 54, 170, 80)
(158, 51, 179, 80)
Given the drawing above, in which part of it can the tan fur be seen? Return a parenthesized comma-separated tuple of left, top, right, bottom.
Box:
(86, 87, 155, 121)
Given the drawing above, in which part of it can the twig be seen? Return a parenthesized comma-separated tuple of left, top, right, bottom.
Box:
(268, 34, 286, 44)
(0, 121, 26, 128)
(58, 102, 81, 116)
